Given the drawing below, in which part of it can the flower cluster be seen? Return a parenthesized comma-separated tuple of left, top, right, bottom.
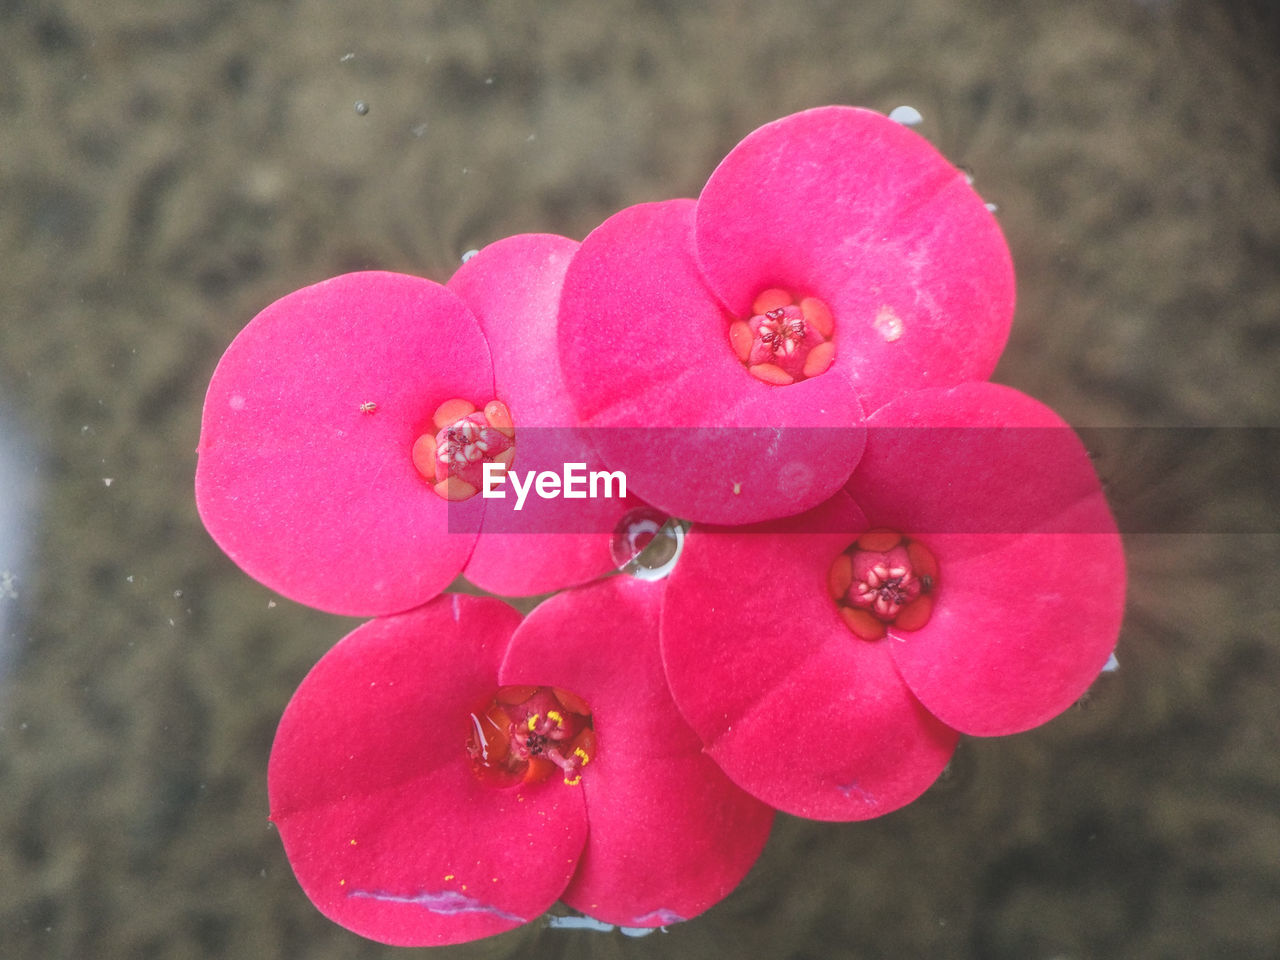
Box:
(196, 106, 1125, 946)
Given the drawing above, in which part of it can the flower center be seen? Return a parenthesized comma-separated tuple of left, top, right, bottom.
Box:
(466, 685, 596, 787)
(411, 398, 515, 500)
(728, 288, 837, 385)
(827, 529, 938, 641)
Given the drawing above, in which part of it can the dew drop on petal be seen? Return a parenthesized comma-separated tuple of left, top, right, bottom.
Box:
(610, 508, 687, 581)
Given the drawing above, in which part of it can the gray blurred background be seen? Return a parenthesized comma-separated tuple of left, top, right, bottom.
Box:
(2, 1, 1278, 957)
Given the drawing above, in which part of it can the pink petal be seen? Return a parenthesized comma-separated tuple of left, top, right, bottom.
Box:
(447, 233, 581, 428)
(696, 106, 1015, 414)
(500, 577, 774, 925)
(557, 199, 864, 523)
(448, 235, 639, 594)
(661, 495, 957, 821)
(268, 595, 588, 947)
(845, 382, 1126, 735)
(196, 272, 490, 616)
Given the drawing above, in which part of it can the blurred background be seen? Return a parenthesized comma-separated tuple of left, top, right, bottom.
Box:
(2, 0, 1278, 957)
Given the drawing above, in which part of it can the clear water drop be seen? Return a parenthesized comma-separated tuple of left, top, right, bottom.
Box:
(888, 105, 923, 126)
(610, 508, 688, 581)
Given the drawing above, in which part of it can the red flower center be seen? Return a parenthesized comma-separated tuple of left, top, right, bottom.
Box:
(466, 685, 596, 787)
(411, 397, 515, 500)
(728, 288, 837, 385)
(827, 529, 938, 640)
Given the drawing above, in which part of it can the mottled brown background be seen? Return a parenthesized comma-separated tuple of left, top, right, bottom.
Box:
(1, 0, 1278, 958)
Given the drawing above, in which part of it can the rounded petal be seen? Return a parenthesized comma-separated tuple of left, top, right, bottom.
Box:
(448, 235, 638, 593)
(661, 495, 957, 821)
(846, 382, 1126, 735)
(696, 106, 1015, 413)
(500, 577, 774, 926)
(447, 233, 581, 429)
(268, 595, 588, 947)
(558, 199, 864, 523)
(196, 272, 489, 615)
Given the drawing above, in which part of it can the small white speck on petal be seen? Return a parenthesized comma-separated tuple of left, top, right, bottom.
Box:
(873, 306, 905, 343)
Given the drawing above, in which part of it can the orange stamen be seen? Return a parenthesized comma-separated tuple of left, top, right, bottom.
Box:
(432, 398, 477, 430)
(840, 606, 887, 641)
(411, 434, 438, 481)
(729, 320, 754, 361)
(434, 477, 477, 500)
(857, 529, 903, 552)
(893, 594, 934, 632)
(748, 362, 795, 385)
(752, 287, 794, 314)
(906, 540, 939, 580)
(483, 400, 514, 437)
(800, 297, 834, 338)
(828, 553, 853, 599)
(802, 341, 836, 378)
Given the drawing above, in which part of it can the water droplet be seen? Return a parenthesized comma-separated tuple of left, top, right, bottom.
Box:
(354, 100, 369, 116)
(610, 509, 687, 581)
(888, 105, 923, 126)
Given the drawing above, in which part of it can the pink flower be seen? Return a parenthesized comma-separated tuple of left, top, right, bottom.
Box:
(268, 579, 773, 946)
(557, 106, 1015, 524)
(196, 234, 639, 616)
(659, 382, 1125, 821)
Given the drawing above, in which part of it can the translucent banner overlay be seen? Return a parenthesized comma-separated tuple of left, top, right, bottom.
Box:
(442, 427, 1280, 535)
